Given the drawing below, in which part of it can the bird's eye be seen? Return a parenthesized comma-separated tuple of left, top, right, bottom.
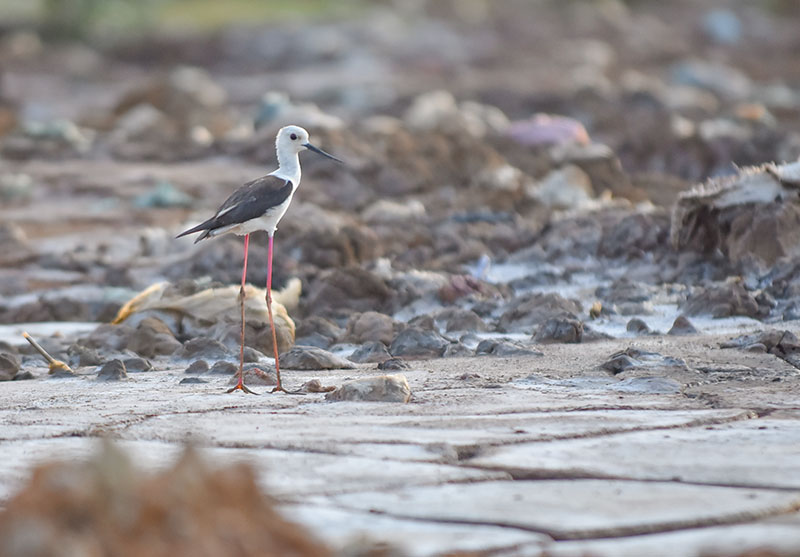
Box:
(290, 133, 297, 140)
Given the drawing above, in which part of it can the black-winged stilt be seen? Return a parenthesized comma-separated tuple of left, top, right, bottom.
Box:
(177, 125, 341, 394)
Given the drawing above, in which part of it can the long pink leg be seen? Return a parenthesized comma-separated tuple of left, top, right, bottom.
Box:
(227, 234, 257, 394)
(266, 233, 285, 392)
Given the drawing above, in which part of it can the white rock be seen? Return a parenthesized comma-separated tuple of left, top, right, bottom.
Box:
(527, 165, 595, 210)
(326, 374, 411, 403)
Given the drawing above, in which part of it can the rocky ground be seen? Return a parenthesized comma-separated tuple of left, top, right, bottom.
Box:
(2, 1, 800, 555)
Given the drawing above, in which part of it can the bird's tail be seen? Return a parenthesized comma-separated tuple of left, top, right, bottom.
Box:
(176, 220, 213, 242)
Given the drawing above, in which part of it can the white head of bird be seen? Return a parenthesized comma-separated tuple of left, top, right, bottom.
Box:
(273, 125, 342, 183)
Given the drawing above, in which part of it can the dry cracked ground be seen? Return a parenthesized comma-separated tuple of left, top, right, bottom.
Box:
(3, 1, 800, 555)
(2, 331, 800, 556)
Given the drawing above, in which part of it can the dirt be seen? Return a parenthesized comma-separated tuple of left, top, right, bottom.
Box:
(2, 0, 800, 554)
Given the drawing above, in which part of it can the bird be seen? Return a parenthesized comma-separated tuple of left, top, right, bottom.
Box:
(177, 125, 341, 394)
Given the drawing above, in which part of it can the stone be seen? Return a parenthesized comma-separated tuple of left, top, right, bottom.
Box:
(296, 379, 336, 394)
(438, 308, 488, 333)
(582, 325, 614, 342)
(180, 377, 208, 385)
(526, 165, 594, 210)
(404, 90, 508, 138)
(83, 324, 135, 351)
(597, 279, 653, 305)
(184, 360, 209, 374)
(127, 317, 181, 358)
(377, 358, 410, 371)
(325, 374, 412, 403)
(598, 212, 671, 260)
(67, 344, 102, 368)
(122, 357, 153, 373)
(626, 318, 651, 334)
(349, 341, 392, 364)
(389, 327, 449, 360)
(293, 333, 333, 350)
(243, 347, 265, 363)
(680, 282, 767, 319)
(305, 268, 392, 315)
(475, 339, 543, 357)
(295, 316, 343, 345)
(13, 370, 35, 381)
(721, 330, 800, 354)
(279, 346, 355, 371)
(507, 114, 589, 147)
(533, 317, 583, 344)
(668, 316, 698, 335)
(498, 293, 582, 333)
(229, 366, 277, 386)
(0, 223, 34, 267)
(178, 337, 232, 361)
(671, 162, 800, 266)
(601, 347, 688, 376)
(443, 343, 472, 358)
(0, 352, 21, 381)
(408, 315, 436, 331)
(345, 311, 398, 345)
(96, 360, 127, 381)
(209, 361, 237, 375)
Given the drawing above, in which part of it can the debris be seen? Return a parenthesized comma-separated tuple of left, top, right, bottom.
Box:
(22, 332, 74, 376)
(325, 374, 412, 403)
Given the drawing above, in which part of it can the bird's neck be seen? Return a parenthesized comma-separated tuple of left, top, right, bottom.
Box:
(272, 151, 301, 187)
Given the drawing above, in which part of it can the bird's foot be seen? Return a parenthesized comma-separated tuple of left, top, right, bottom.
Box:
(226, 382, 259, 395)
(270, 385, 306, 395)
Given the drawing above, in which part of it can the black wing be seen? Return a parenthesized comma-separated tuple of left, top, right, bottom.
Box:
(176, 175, 293, 242)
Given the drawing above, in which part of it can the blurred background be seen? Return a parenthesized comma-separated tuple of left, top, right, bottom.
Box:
(1, 0, 800, 342)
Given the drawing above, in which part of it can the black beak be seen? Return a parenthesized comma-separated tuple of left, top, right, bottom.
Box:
(304, 142, 343, 164)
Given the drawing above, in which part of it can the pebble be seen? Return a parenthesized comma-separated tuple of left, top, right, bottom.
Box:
(325, 374, 412, 403)
(209, 361, 237, 375)
(626, 318, 652, 335)
(533, 317, 583, 344)
(443, 343, 472, 357)
(179, 337, 232, 361)
(295, 316, 344, 346)
(345, 311, 398, 345)
(507, 114, 589, 147)
(127, 318, 181, 358)
(180, 377, 208, 385)
(668, 316, 698, 336)
(0, 352, 21, 381)
(122, 357, 153, 373)
(377, 358, 410, 371)
(297, 379, 336, 393)
(97, 359, 128, 381)
(67, 344, 102, 368)
(680, 283, 765, 319)
(349, 341, 392, 364)
(184, 360, 209, 374)
(475, 339, 543, 357)
(243, 347, 265, 363)
(279, 346, 355, 370)
(389, 327, 449, 359)
(438, 308, 488, 333)
(498, 292, 582, 333)
(293, 332, 333, 349)
(229, 366, 276, 386)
